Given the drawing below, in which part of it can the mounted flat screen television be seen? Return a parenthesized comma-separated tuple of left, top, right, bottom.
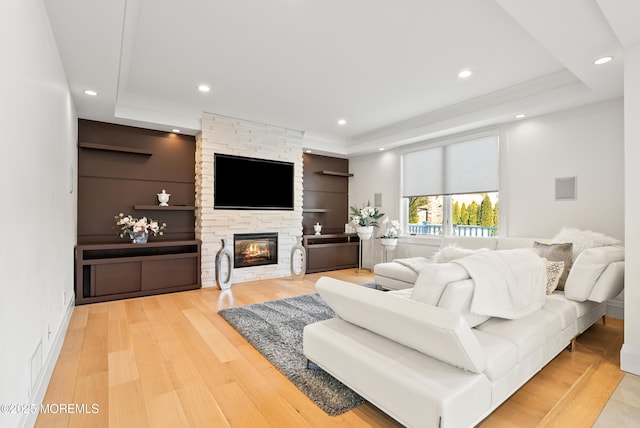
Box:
(214, 153, 294, 210)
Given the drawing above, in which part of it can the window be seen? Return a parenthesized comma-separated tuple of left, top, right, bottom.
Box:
(407, 193, 499, 236)
(402, 134, 499, 237)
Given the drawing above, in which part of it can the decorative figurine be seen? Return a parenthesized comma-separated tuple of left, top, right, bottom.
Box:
(314, 222, 322, 235)
(157, 189, 171, 206)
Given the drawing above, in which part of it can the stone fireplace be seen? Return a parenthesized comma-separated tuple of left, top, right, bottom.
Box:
(234, 233, 278, 268)
(195, 113, 304, 285)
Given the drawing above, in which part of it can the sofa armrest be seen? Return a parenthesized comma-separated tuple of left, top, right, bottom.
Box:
(314, 276, 486, 373)
(587, 261, 624, 303)
(564, 245, 624, 302)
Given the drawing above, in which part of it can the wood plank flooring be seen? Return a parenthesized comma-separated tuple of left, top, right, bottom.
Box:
(36, 269, 624, 427)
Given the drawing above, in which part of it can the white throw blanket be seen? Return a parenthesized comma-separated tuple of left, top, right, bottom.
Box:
(392, 256, 432, 273)
(452, 249, 546, 320)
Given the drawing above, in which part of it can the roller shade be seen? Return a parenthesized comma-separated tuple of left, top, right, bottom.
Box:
(402, 136, 498, 197)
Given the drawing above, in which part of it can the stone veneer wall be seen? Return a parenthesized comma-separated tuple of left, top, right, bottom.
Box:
(196, 113, 304, 286)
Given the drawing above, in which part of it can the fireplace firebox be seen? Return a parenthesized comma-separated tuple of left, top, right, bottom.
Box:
(233, 232, 278, 268)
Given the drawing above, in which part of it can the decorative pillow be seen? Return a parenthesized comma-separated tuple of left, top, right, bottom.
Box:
(544, 259, 565, 295)
(533, 242, 573, 290)
(432, 245, 489, 263)
(552, 227, 620, 260)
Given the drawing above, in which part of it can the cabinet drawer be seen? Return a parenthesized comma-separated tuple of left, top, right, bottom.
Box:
(335, 245, 358, 265)
(306, 246, 337, 270)
(141, 257, 197, 290)
(94, 262, 141, 296)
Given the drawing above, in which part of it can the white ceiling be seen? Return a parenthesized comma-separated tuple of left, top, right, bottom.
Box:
(43, 0, 640, 156)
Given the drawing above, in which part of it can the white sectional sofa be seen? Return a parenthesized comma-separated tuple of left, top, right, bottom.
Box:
(374, 236, 549, 290)
(303, 238, 624, 428)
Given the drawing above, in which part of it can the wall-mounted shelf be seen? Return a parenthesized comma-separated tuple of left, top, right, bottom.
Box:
(319, 170, 353, 177)
(134, 204, 196, 211)
(303, 208, 330, 213)
(79, 142, 154, 155)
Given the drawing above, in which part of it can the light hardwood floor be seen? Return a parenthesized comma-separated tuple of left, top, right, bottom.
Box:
(36, 269, 624, 427)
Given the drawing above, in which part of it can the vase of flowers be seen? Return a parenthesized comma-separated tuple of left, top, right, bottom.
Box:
(114, 213, 167, 244)
(350, 202, 384, 241)
(379, 218, 400, 249)
(129, 229, 149, 244)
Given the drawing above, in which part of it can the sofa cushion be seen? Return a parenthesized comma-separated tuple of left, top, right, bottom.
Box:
(544, 260, 565, 295)
(547, 291, 600, 318)
(437, 279, 491, 327)
(586, 261, 624, 303)
(387, 288, 413, 299)
(475, 309, 561, 362)
(411, 263, 470, 305)
(432, 245, 489, 263)
(533, 241, 573, 290)
(552, 227, 621, 260)
(472, 330, 518, 381)
(440, 236, 497, 250)
(315, 276, 487, 373)
(564, 246, 625, 302)
(374, 261, 421, 285)
(542, 294, 577, 330)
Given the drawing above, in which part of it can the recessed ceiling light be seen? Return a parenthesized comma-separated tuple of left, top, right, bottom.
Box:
(305, 149, 312, 153)
(458, 70, 472, 79)
(594, 56, 613, 65)
(337, 119, 347, 126)
(83, 90, 98, 96)
(172, 129, 181, 133)
(197, 84, 210, 92)
(515, 114, 526, 119)
(378, 148, 385, 151)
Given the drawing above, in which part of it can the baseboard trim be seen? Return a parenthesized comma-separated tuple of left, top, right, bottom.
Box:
(19, 298, 75, 428)
(620, 344, 640, 376)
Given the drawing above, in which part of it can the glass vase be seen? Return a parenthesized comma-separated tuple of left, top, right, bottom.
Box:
(129, 230, 149, 244)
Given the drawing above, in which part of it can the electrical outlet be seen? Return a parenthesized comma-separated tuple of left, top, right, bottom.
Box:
(47, 324, 52, 341)
(63, 291, 67, 306)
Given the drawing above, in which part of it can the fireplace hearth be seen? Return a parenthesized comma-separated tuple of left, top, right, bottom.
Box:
(234, 232, 278, 268)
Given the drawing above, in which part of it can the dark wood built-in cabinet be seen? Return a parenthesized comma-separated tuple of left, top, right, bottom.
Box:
(76, 240, 201, 305)
(303, 234, 359, 273)
(302, 154, 358, 272)
(302, 153, 351, 235)
(75, 120, 200, 304)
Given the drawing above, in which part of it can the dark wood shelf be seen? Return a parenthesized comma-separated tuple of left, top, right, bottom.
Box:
(134, 204, 196, 211)
(319, 170, 353, 177)
(79, 141, 154, 155)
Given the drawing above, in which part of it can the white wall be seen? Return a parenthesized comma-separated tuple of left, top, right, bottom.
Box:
(349, 150, 400, 268)
(0, 1, 77, 427)
(502, 99, 624, 241)
(349, 99, 624, 266)
(621, 42, 640, 376)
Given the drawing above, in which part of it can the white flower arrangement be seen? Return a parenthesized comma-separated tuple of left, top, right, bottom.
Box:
(379, 218, 400, 239)
(349, 202, 384, 228)
(114, 213, 166, 239)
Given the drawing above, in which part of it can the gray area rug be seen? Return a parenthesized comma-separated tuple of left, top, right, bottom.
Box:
(218, 292, 366, 416)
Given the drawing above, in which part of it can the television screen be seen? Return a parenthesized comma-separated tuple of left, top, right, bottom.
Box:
(214, 154, 294, 210)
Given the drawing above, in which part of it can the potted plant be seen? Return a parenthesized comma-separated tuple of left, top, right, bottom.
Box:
(114, 213, 167, 244)
(349, 202, 384, 240)
(378, 218, 400, 249)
